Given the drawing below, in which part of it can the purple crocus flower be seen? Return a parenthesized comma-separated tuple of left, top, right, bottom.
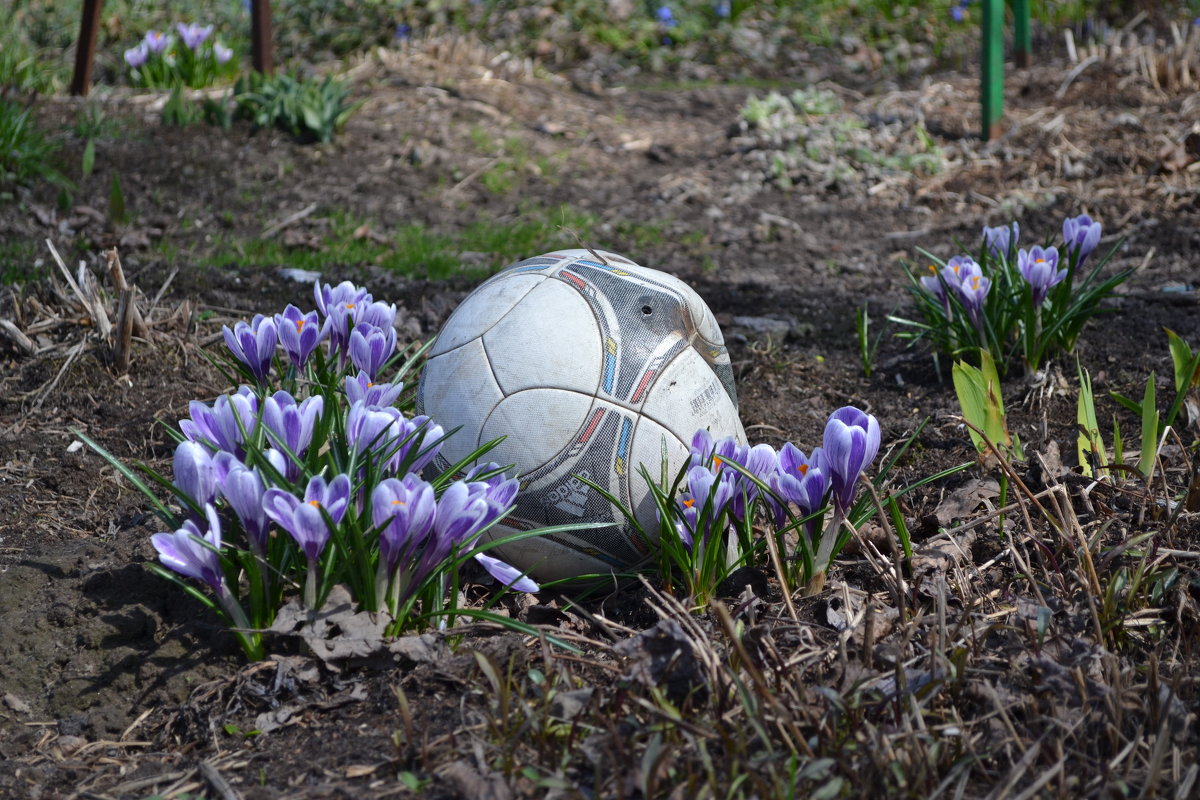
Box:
(346, 401, 444, 475)
(822, 407, 880, 513)
(180, 387, 259, 458)
(724, 443, 778, 522)
(922, 256, 982, 318)
(346, 401, 405, 465)
(1062, 214, 1102, 264)
(715, 0, 731, 18)
(173, 440, 217, 513)
(674, 464, 735, 548)
(151, 504, 227, 595)
(274, 305, 329, 370)
(434, 480, 494, 546)
(344, 371, 405, 408)
(1018, 245, 1067, 306)
(657, 6, 678, 27)
(314, 280, 372, 358)
(124, 43, 149, 68)
(372, 474, 437, 573)
(213, 42, 234, 64)
(349, 324, 397, 379)
(464, 462, 520, 526)
(176, 22, 213, 50)
(771, 443, 830, 528)
(982, 221, 1019, 261)
(314, 279, 372, 317)
(261, 392, 324, 475)
(213, 452, 270, 554)
(263, 473, 351, 564)
(943, 255, 981, 289)
(358, 301, 398, 332)
(955, 272, 991, 331)
(222, 314, 278, 383)
(687, 429, 742, 472)
(919, 264, 954, 318)
(143, 30, 171, 54)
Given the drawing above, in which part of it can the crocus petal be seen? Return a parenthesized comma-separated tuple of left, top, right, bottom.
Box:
(473, 553, 539, 593)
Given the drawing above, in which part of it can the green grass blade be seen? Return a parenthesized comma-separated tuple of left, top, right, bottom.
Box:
(72, 427, 178, 528)
(1138, 372, 1158, 479)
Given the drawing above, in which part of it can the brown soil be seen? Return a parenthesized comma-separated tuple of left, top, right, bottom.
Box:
(1, 34, 1199, 799)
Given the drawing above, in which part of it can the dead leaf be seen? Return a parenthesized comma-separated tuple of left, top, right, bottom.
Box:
(268, 585, 446, 668)
(437, 760, 513, 800)
(4, 693, 31, 714)
(614, 619, 709, 705)
(934, 478, 999, 526)
(345, 764, 381, 778)
(549, 688, 594, 722)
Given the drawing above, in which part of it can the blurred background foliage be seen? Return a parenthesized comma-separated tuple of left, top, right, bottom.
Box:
(4, 0, 1199, 94)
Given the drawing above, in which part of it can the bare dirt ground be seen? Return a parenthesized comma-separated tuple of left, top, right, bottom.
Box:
(1, 31, 1199, 799)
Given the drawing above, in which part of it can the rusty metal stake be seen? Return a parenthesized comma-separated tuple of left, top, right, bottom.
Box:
(70, 0, 105, 96)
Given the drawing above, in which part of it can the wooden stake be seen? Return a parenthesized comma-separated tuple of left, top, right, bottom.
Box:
(113, 288, 134, 374)
(251, 0, 275, 75)
(70, 0, 104, 96)
(105, 248, 149, 339)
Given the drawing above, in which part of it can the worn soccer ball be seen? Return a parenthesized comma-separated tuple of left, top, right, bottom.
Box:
(416, 249, 745, 582)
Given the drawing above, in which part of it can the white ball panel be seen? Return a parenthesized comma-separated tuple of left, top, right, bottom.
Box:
(481, 389, 594, 475)
(639, 347, 747, 448)
(627, 415, 690, 540)
(483, 279, 602, 395)
(429, 273, 545, 357)
(483, 522, 623, 584)
(418, 338, 504, 465)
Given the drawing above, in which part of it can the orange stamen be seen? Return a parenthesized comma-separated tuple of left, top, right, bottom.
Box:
(308, 500, 321, 507)
(296, 319, 306, 331)
(798, 463, 809, 475)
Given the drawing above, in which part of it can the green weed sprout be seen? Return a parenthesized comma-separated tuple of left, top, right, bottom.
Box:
(952, 348, 1022, 461)
(893, 215, 1131, 375)
(232, 72, 361, 143)
(855, 303, 883, 378)
(80, 281, 553, 661)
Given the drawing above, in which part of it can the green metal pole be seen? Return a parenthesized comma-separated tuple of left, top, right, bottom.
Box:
(981, 0, 1004, 141)
(1012, 0, 1032, 68)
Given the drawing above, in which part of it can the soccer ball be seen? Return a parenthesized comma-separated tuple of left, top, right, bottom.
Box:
(416, 249, 746, 582)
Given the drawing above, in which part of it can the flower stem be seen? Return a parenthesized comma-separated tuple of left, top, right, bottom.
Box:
(304, 560, 319, 608)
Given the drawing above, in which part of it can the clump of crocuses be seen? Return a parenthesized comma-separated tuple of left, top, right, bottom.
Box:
(124, 22, 237, 89)
(651, 406, 881, 602)
(895, 213, 1130, 374)
(91, 280, 539, 661)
